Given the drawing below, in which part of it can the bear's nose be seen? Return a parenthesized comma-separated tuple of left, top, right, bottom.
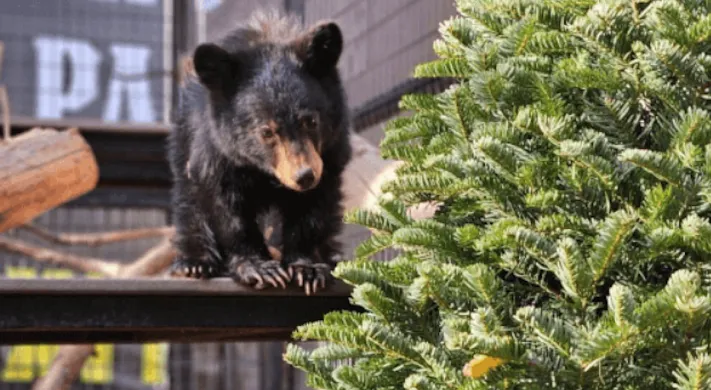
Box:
(295, 167, 315, 189)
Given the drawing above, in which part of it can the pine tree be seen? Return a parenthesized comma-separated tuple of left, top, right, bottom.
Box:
(284, 0, 711, 388)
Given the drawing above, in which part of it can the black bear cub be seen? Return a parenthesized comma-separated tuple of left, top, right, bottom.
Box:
(167, 10, 352, 295)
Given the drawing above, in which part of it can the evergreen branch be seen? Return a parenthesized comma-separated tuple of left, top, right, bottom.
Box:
(473, 136, 534, 182)
(673, 142, 703, 171)
(648, 39, 708, 89)
(640, 184, 684, 223)
(458, 1, 510, 35)
(283, 344, 340, 390)
(413, 58, 473, 79)
(555, 54, 624, 92)
(382, 172, 461, 199)
(527, 31, 577, 55)
(392, 220, 461, 254)
(335, 258, 419, 289)
(469, 71, 507, 113)
(333, 260, 405, 300)
(350, 284, 430, 335)
(454, 225, 482, 250)
(537, 113, 577, 142)
(505, 226, 558, 266)
(399, 93, 444, 113)
(554, 237, 593, 305)
(558, 140, 619, 189)
(441, 16, 479, 50)
(469, 121, 523, 144)
(332, 365, 382, 390)
(681, 214, 711, 254)
(672, 107, 711, 147)
(412, 342, 462, 386)
(589, 210, 638, 284)
(353, 233, 394, 259)
(381, 142, 432, 163)
(619, 148, 686, 187)
(377, 199, 414, 228)
(454, 85, 481, 140)
(607, 283, 636, 328)
(499, 250, 561, 298)
(499, 17, 538, 57)
(427, 132, 467, 157)
(671, 352, 711, 390)
(689, 14, 711, 45)
(381, 114, 449, 148)
(310, 344, 366, 362)
(584, 96, 640, 143)
(635, 269, 701, 330)
(360, 320, 430, 368)
(345, 209, 400, 233)
(403, 374, 445, 390)
(515, 306, 576, 359)
(576, 326, 638, 371)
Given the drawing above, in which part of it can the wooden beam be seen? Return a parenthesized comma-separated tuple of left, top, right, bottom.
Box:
(0, 128, 99, 232)
(0, 278, 359, 345)
(10, 115, 171, 135)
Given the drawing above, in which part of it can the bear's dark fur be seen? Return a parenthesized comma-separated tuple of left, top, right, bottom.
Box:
(167, 9, 352, 295)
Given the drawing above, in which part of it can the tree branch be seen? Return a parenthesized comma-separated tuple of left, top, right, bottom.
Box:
(117, 237, 177, 277)
(19, 224, 175, 247)
(31, 345, 96, 390)
(0, 227, 176, 278)
(0, 235, 122, 276)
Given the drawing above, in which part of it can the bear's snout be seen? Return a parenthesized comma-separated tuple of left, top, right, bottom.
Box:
(294, 167, 316, 190)
(272, 138, 323, 192)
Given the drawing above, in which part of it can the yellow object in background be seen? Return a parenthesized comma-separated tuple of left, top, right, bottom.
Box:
(462, 355, 505, 378)
(0, 266, 168, 385)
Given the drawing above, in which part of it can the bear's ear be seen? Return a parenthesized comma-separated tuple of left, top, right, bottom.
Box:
(192, 43, 236, 90)
(292, 22, 343, 78)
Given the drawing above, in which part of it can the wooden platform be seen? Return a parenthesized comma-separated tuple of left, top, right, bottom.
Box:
(0, 277, 358, 345)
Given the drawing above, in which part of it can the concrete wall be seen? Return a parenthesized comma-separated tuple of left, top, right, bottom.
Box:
(203, 0, 285, 42)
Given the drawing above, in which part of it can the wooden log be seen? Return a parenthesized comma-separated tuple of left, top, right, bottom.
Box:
(0, 127, 99, 232)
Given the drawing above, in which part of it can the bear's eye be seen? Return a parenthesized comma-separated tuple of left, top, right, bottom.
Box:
(301, 114, 318, 128)
(259, 126, 276, 140)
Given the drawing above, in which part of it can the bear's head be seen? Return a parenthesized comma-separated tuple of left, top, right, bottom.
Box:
(191, 19, 345, 192)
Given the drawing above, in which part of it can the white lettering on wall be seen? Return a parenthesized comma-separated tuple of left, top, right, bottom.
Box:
(103, 44, 156, 122)
(32, 37, 156, 122)
(33, 36, 101, 119)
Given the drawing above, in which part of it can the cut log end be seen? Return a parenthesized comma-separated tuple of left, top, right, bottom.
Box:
(0, 127, 99, 232)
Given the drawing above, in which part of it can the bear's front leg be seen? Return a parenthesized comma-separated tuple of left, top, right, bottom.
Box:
(169, 191, 226, 280)
(280, 192, 343, 295)
(224, 215, 290, 289)
(229, 255, 290, 289)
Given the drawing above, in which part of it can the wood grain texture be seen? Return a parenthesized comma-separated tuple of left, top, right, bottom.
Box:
(0, 127, 99, 232)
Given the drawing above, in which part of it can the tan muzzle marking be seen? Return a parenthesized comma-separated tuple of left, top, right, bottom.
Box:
(273, 137, 323, 191)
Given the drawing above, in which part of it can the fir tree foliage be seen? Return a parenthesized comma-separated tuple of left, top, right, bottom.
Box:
(285, 0, 711, 388)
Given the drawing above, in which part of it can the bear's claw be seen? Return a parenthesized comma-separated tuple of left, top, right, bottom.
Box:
(170, 258, 222, 279)
(287, 258, 332, 296)
(231, 259, 290, 289)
